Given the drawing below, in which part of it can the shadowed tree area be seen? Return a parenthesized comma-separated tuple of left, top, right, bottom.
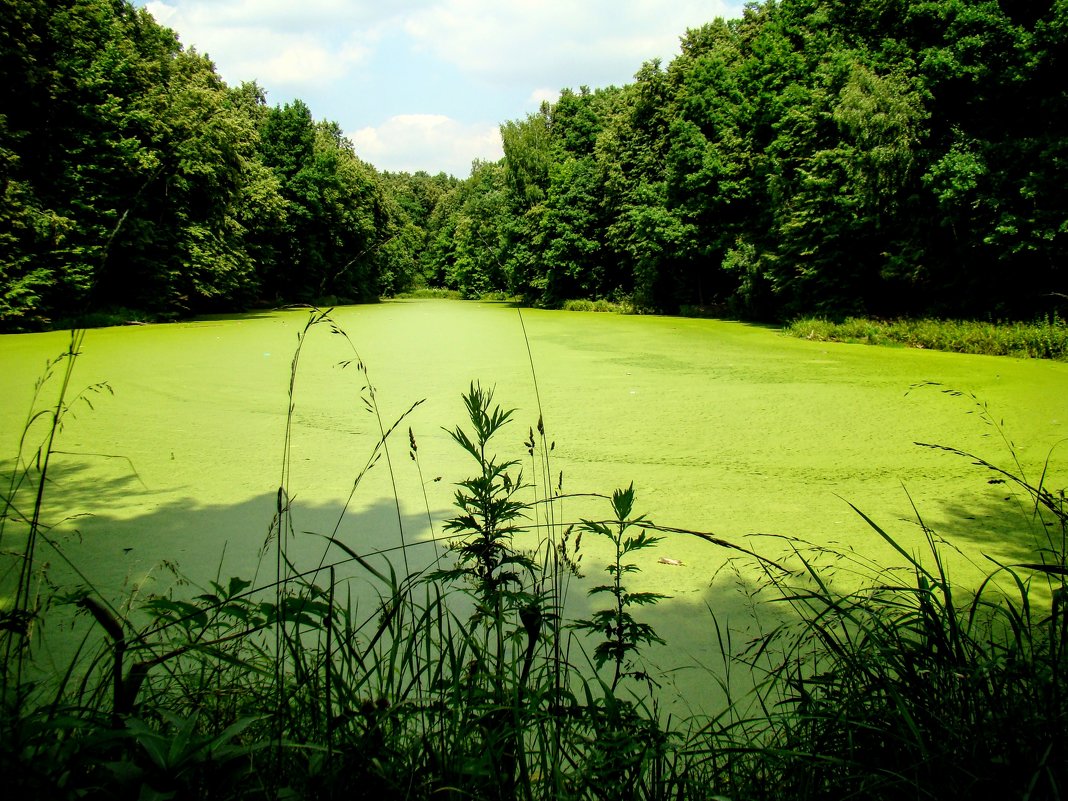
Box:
(0, 0, 431, 330)
(3, 0, 1066, 330)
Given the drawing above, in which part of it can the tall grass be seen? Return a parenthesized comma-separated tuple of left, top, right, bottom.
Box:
(698, 426, 1068, 800)
(560, 298, 635, 315)
(787, 314, 1068, 360)
(2, 312, 1066, 800)
(0, 312, 716, 799)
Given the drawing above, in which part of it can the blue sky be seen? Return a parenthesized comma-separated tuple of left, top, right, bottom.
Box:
(132, 1, 747, 177)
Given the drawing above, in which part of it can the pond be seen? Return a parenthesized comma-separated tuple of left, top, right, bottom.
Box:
(3, 299, 1066, 713)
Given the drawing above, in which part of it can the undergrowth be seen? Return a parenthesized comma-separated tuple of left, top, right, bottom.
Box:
(1, 313, 1066, 800)
(560, 298, 635, 315)
(391, 287, 466, 300)
(787, 314, 1068, 360)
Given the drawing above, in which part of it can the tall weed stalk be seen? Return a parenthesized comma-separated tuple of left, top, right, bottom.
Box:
(1, 329, 114, 707)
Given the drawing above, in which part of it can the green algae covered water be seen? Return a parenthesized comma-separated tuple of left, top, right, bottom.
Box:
(3, 299, 1067, 711)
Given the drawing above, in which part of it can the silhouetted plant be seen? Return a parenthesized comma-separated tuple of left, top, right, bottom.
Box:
(572, 484, 667, 691)
(435, 382, 537, 622)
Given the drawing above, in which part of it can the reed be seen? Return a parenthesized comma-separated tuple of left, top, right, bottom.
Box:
(560, 298, 635, 314)
(787, 314, 1068, 360)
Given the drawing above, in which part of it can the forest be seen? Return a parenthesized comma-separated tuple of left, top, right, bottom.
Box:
(1, 0, 1066, 330)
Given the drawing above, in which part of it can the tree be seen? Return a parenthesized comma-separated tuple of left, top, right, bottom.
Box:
(500, 108, 552, 211)
(448, 161, 510, 297)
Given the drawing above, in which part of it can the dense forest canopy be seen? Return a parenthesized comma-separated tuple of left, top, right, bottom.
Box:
(1, 0, 1065, 330)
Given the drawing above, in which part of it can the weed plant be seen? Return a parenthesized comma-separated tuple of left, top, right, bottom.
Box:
(2, 313, 1066, 800)
(572, 485, 667, 691)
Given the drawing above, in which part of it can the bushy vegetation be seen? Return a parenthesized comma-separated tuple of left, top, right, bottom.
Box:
(393, 287, 466, 300)
(560, 298, 635, 314)
(3, 317, 1066, 800)
(787, 315, 1068, 360)
(703, 456, 1068, 800)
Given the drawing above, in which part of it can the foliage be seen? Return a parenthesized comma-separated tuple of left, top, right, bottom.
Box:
(572, 485, 667, 690)
(0, 0, 421, 330)
(424, 0, 1067, 321)
(560, 297, 635, 314)
(4, 0, 1066, 327)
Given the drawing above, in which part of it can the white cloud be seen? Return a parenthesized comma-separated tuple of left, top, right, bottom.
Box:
(236, 39, 343, 85)
(144, 1, 177, 23)
(403, 0, 745, 88)
(133, 0, 748, 174)
(140, 0, 384, 89)
(163, 0, 407, 29)
(144, 0, 745, 95)
(528, 88, 559, 106)
(350, 115, 503, 177)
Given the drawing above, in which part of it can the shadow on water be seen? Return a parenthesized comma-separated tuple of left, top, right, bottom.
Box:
(1, 451, 451, 600)
(921, 491, 1066, 578)
(3, 482, 452, 675)
(188, 307, 318, 324)
(11, 503, 445, 596)
(632, 457, 1068, 722)
(4, 426, 1064, 727)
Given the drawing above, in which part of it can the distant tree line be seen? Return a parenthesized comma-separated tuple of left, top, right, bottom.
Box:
(2, 0, 1065, 330)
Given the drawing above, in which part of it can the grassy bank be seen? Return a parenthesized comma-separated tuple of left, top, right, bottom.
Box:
(561, 298, 636, 314)
(547, 304, 1068, 365)
(787, 315, 1068, 360)
(392, 287, 466, 300)
(3, 317, 1066, 800)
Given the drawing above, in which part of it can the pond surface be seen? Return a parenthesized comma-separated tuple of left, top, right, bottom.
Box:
(3, 299, 1066, 714)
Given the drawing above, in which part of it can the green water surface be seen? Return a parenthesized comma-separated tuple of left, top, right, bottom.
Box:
(3, 300, 1066, 713)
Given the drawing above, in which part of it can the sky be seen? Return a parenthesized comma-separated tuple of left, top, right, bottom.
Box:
(132, 0, 747, 178)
